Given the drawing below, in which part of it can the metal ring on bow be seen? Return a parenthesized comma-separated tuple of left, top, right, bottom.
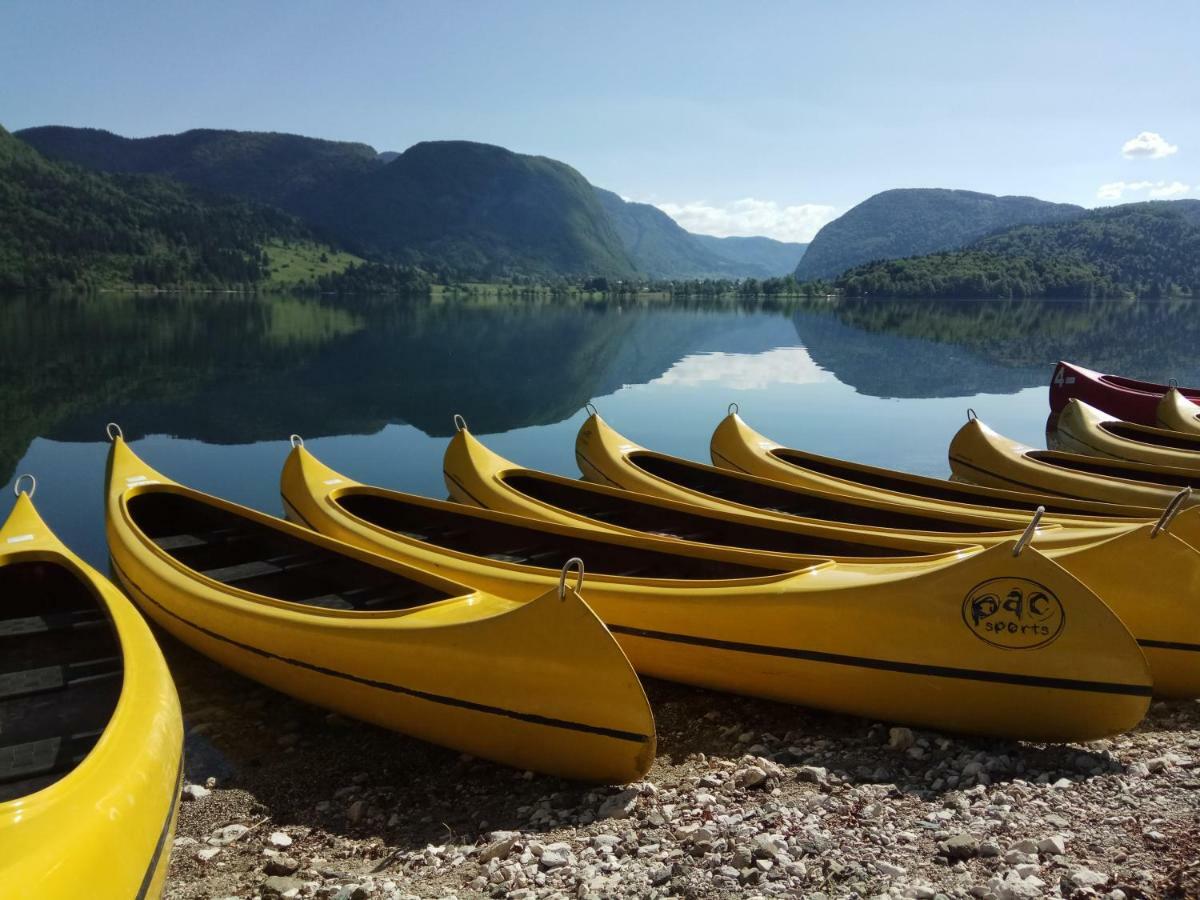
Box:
(584, 402, 599, 417)
(1012, 505, 1045, 556)
(1152, 487, 1192, 538)
(106, 422, 124, 441)
(966, 408, 978, 422)
(1169, 378, 1179, 389)
(290, 434, 304, 448)
(453, 414, 468, 432)
(13, 474, 36, 498)
(558, 557, 585, 600)
(728, 402, 740, 415)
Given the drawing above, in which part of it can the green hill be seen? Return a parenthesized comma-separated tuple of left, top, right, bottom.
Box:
(16, 125, 381, 219)
(593, 189, 806, 278)
(795, 188, 1085, 280)
(0, 124, 351, 292)
(314, 141, 636, 278)
(834, 202, 1200, 299)
(691, 234, 807, 277)
(19, 126, 637, 279)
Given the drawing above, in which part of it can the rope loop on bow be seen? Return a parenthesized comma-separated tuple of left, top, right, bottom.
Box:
(1152, 487, 1192, 538)
(1012, 505, 1045, 556)
(558, 557, 585, 600)
(106, 422, 123, 441)
(13, 474, 36, 498)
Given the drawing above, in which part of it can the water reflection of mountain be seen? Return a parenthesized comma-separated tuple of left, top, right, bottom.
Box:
(1, 296, 791, 482)
(793, 298, 1200, 399)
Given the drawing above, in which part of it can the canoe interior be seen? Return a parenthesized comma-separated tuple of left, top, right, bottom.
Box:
(769, 448, 1099, 515)
(128, 492, 452, 611)
(1102, 373, 1200, 400)
(0, 561, 122, 802)
(336, 492, 782, 580)
(1028, 451, 1200, 488)
(1101, 422, 1200, 453)
(630, 454, 992, 534)
(503, 473, 922, 559)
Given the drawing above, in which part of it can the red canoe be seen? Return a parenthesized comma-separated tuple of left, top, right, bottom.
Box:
(1049, 361, 1200, 426)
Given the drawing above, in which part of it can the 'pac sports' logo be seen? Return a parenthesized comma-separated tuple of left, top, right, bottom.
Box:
(962, 578, 1065, 650)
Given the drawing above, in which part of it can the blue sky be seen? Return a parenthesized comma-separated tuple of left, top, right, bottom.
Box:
(3, 1, 1196, 241)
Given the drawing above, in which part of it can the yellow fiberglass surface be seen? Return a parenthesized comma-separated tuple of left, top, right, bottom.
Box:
(709, 409, 1163, 524)
(948, 414, 1200, 516)
(1056, 399, 1200, 471)
(104, 432, 654, 784)
(1156, 388, 1200, 436)
(0, 481, 183, 900)
(445, 425, 1200, 699)
(283, 441, 1155, 742)
(575, 411, 1151, 555)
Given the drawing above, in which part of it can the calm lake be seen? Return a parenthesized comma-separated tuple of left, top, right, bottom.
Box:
(5, 293, 1200, 571)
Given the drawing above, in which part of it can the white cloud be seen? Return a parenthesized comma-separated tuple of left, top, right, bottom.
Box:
(1150, 180, 1190, 198)
(1097, 180, 1191, 201)
(652, 198, 838, 243)
(1121, 131, 1178, 159)
(650, 347, 833, 390)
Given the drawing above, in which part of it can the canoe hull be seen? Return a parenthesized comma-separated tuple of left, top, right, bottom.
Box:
(1, 494, 183, 900)
(285, 446, 1154, 742)
(1049, 360, 1200, 425)
(107, 439, 654, 783)
(1055, 399, 1200, 472)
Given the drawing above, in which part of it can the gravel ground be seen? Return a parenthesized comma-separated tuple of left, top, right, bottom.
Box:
(163, 638, 1200, 900)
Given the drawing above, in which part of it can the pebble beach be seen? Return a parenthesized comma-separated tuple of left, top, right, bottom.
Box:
(163, 642, 1200, 900)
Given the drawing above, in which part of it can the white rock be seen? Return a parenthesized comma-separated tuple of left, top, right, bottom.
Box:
(1068, 867, 1109, 888)
(737, 766, 769, 789)
(181, 783, 210, 801)
(195, 846, 221, 862)
(268, 831, 293, 848)
(479, 836, 518, 862)
(1037, 835, 1066, 855)
(209, 823, 249, 845)
(597, 789, 638, 820)
(878, 861, 906, 877)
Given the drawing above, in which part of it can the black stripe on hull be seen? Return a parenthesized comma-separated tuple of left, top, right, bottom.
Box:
(135, 749, 183, 900)
(1138, 638, 1200, 654)
(574, 450, 623, 488)
(443, 470, 490, 508)
(948, 455, 1080, 498)
(608, 624, 1152, 697)
(112, 558, 650, 746)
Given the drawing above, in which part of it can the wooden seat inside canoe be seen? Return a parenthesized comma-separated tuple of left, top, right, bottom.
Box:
(502, 474, 922, 559)
(334, 492, 786, 580)
(0, 562, 122, 802)
(1027, 451, 1200, 488)
(627, 454, 992, 534)
(127, 492, 452, 611)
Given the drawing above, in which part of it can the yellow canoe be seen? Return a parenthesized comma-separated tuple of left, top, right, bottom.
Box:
(710, 407, 1162, 523)
(284, 440, 1154, 741)
(448, 425, 1200, 699)
(577, 410, 1151, 552)
(2, 478, 183, 900)
(1157, 388, 1200, 435)
(949, 414, 1200, 530)
(1056, 398, 1200, 471)
(105, 430, 654, 783)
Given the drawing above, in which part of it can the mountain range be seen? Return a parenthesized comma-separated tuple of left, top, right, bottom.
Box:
(14, 125, 806, 284)
(8, 122, 1198, 296)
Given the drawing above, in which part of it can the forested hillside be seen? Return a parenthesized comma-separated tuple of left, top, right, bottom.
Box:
(0, 125, 335, 291)
(835, 203, 1200, 298)
(795, 189, 1084, 280)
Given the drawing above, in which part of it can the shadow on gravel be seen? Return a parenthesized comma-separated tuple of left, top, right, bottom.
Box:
(162, 628, 1192, 864)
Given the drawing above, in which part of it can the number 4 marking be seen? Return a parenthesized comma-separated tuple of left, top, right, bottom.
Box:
(1053, 367, 1076, 386)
